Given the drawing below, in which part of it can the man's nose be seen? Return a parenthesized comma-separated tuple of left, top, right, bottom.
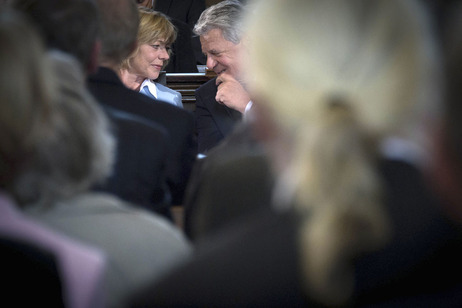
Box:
(206, 56, 217, 70)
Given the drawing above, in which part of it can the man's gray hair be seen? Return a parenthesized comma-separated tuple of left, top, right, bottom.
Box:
(194, 0, 244, 44)
(13, 51, 115, 206)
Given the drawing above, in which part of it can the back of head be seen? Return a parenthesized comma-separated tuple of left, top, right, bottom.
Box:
(15, 51, 115, 206)
(11, 0, 99, 70)
(95, 0, 139, 65)
(0, 9, 114, 207)
(194, 0, 243, 44)
(0, 9, 55, 191)
(244, 0, 440, 304)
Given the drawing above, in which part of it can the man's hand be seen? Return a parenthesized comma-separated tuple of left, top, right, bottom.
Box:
(215, 72, 250, 114)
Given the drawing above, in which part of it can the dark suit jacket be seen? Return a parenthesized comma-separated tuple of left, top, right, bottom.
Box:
(93, 107, 172, 219)
(155, 0, 206, 65)
(195, 78, 242, 154)
(88, 67, 197, 205)
(128, 159, 462, 307)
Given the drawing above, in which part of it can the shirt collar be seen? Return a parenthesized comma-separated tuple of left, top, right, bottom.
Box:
(140, 79, 158, 98)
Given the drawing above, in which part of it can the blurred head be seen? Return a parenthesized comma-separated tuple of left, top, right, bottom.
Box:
(95, 0, 140, 66)
(244, 0, 440, 304)
(194, 0, 245, 77)
(11, 0, 100, 73)
(121, 8, 176, 80)
(0, 9, 55, 191)
(0, 9, 114, 207)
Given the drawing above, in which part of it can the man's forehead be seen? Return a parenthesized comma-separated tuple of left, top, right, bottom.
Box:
(201, 28, 237, 50)
(201, 28, 226, 42)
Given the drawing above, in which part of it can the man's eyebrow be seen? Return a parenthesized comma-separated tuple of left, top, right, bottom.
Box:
(202, 48, 222, 56)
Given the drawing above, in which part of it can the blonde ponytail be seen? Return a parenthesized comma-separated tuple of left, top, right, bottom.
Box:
(289, 99, 391, 304)
(244, 0, 439, 304)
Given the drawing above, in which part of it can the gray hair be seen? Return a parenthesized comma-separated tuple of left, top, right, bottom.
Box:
(0, 10, 115, 206)
(14, 51, 115, 207)
(194, 0, 244, 44)
(0, 9, 55, 191)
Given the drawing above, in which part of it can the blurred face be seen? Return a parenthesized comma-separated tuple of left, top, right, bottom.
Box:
(130, 41, 170, 80)
(200, 28, 243, 78)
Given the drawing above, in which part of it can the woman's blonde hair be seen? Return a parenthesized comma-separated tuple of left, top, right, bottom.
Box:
(244, 0, 440, 304)
(120, 7, 177, 70)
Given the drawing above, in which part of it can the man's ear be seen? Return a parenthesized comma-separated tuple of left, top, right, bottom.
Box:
(87, 39, 102, 75)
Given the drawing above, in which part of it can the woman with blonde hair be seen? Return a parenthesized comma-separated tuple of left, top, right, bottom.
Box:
(129, 0, 462, 306)
(120, 7, 183, 108)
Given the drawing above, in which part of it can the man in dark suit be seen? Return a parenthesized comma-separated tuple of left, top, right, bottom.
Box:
(193, 0, 251, 154)
(90, 0, 197, 206)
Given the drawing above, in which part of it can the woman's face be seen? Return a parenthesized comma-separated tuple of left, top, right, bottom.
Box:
(130, 41, 170, 80)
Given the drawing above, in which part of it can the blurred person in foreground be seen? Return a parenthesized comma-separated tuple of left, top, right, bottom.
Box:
(23, 50, 192, 308)
(2, 3, 193, 304)
(128, 0, 462, 306)
(120, 8, 183, 108)
(0, 9, 105, 308)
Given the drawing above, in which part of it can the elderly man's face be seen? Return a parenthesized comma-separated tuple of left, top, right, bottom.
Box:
(200, 28, 243, 78)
